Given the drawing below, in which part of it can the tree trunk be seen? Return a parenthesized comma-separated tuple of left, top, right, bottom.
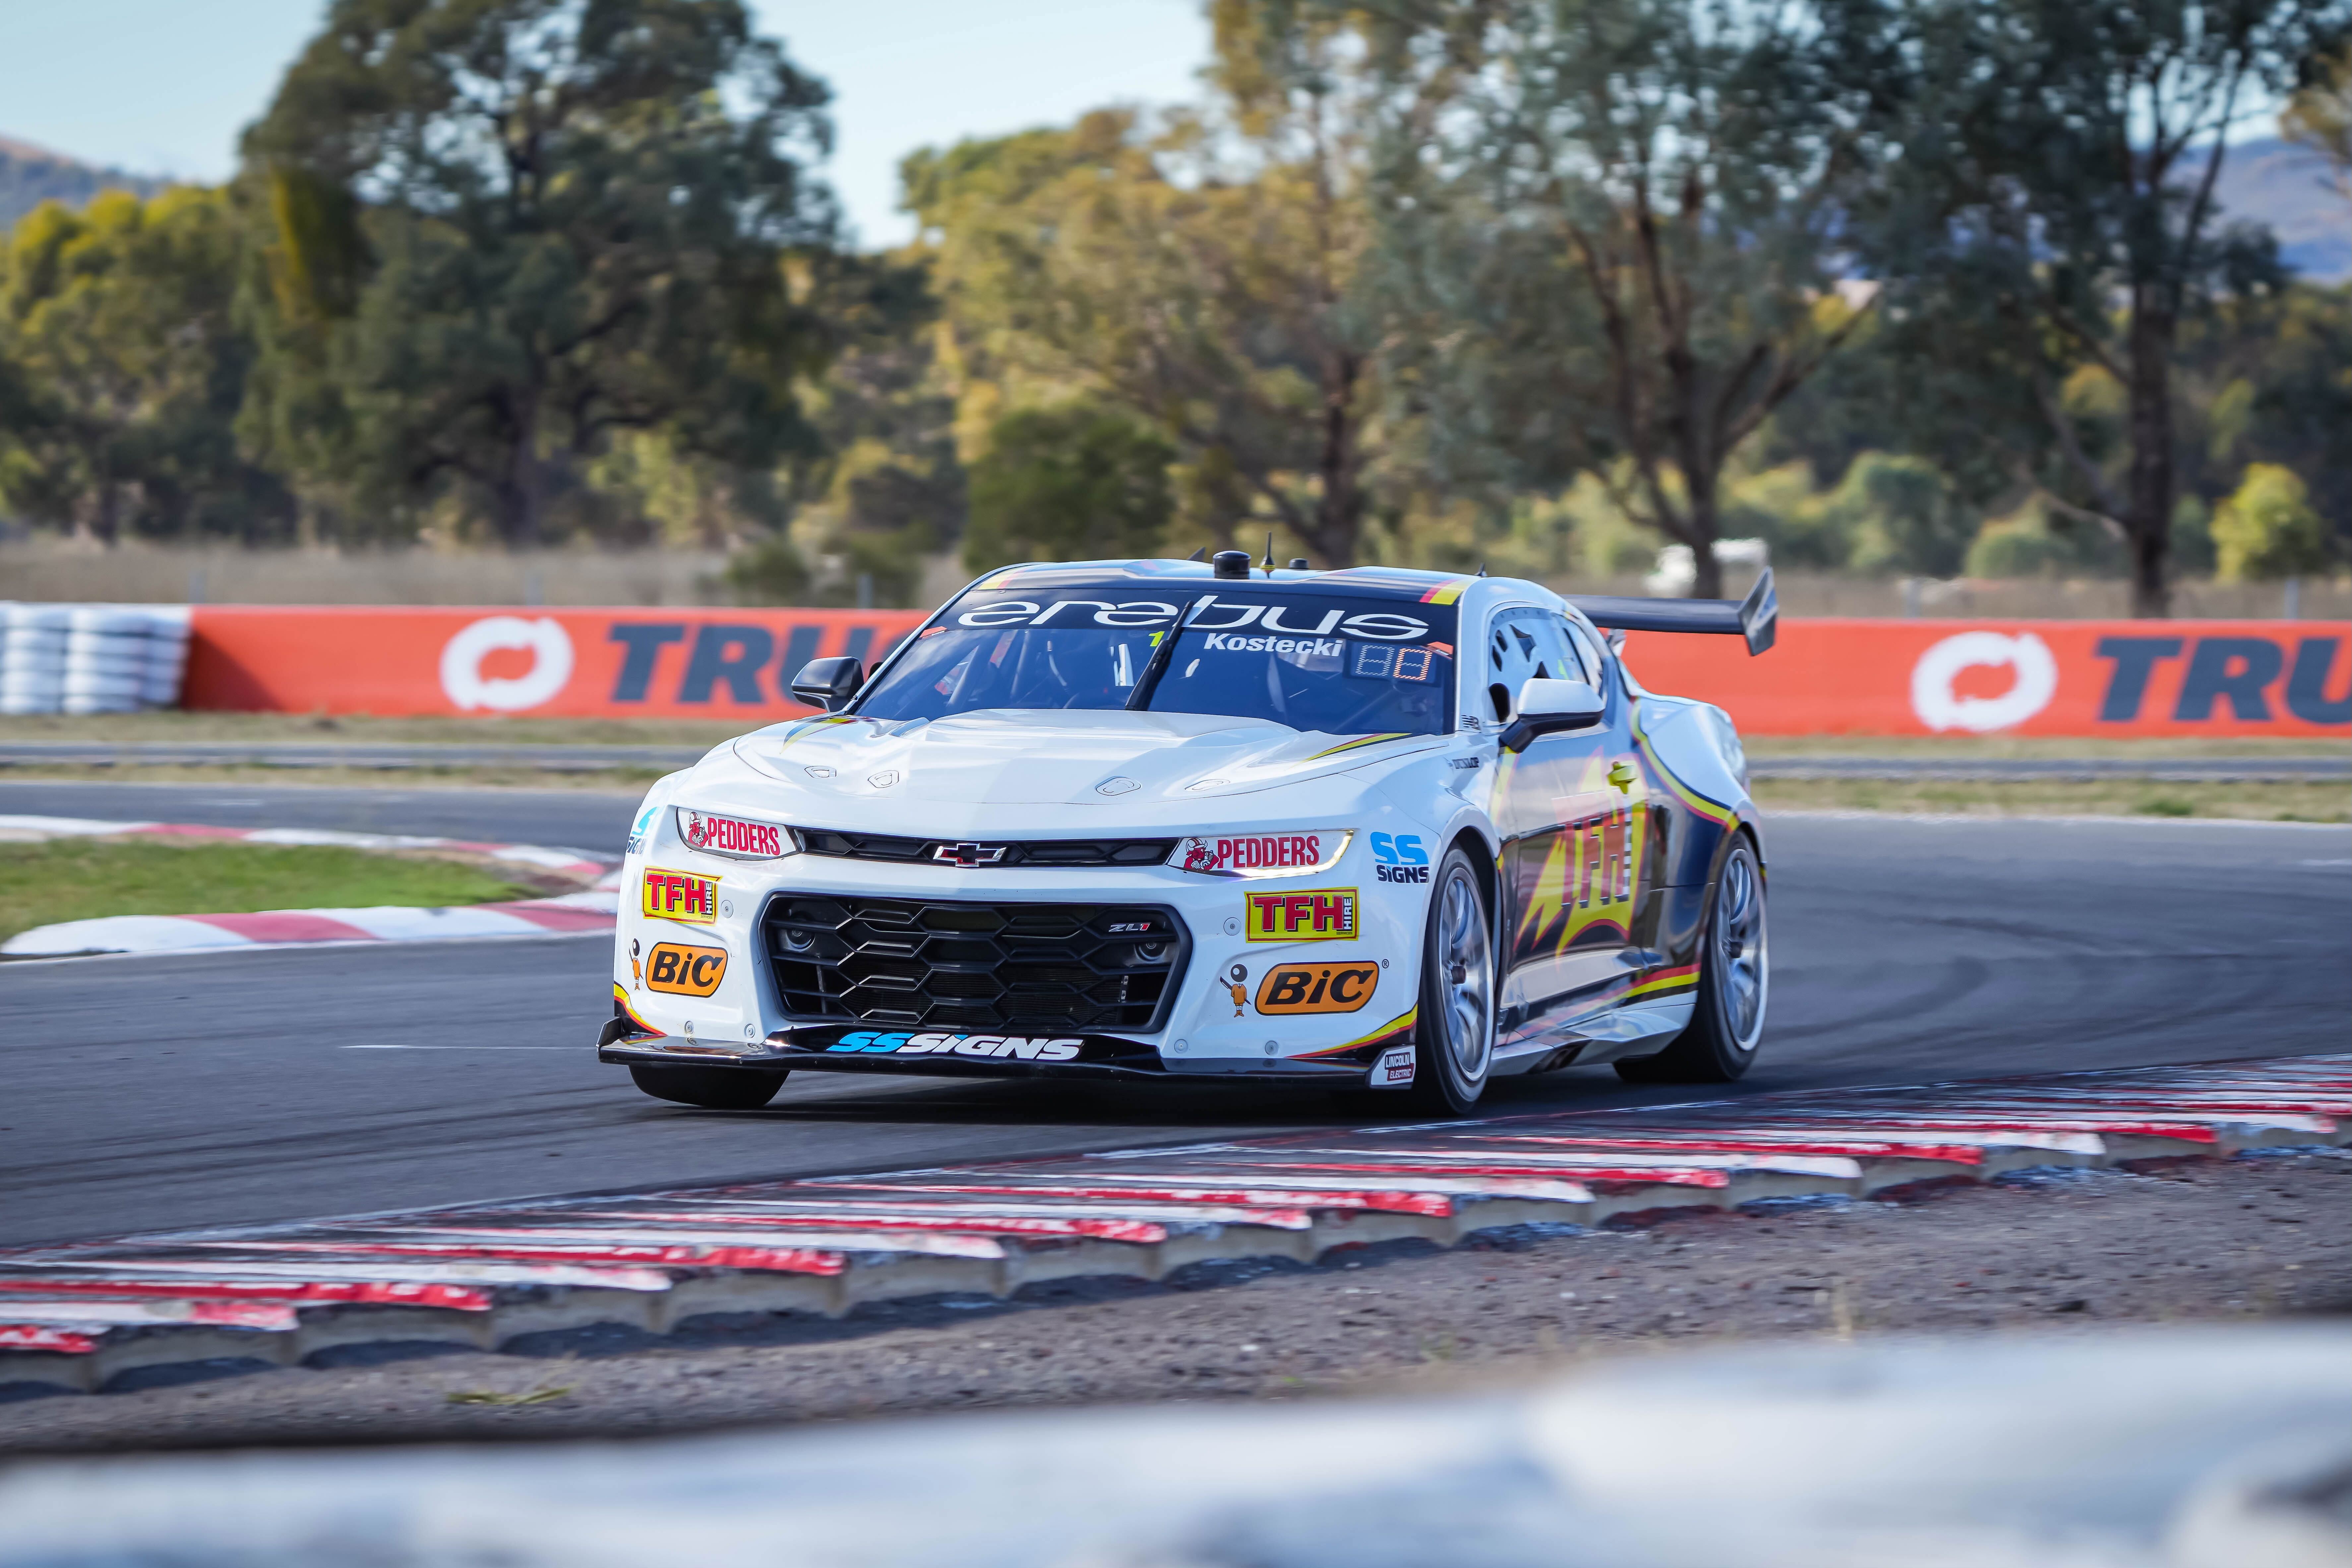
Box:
(495, 388, 547, 548)
(1687, 467, 1724, 600)
(1311, 350, 1362, 567)
(2124, 298, 2176, 618)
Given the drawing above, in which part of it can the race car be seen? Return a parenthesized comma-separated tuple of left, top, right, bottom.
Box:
(598, 551, 1776, 1113)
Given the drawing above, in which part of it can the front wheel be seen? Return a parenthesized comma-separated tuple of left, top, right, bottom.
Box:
(1617, 834, 1767, 1083)
(1407, 846, 1496, 1114)
(629, 1063, 787, 1110)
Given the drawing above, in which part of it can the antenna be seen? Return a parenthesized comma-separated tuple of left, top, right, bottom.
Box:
(1261, 532, 1275, 573)
(1477, 562, 1488, 576)
(1186, 547, 1207, 562)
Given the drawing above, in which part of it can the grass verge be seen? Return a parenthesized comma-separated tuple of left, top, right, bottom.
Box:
(0, 840, 541, 945)
(1753, 774, 2352, 822)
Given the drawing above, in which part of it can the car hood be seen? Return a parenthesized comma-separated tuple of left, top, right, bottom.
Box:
(728, 709, 1447, 808)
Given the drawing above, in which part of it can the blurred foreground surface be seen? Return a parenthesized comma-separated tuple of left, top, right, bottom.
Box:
(1, 1326, 2344, 1568)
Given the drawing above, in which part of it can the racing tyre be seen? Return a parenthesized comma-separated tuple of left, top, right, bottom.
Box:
(629, 1063, 787, 1110)
(1408, 845, 1495, 1114)
(1616, 834, 1767, 1083)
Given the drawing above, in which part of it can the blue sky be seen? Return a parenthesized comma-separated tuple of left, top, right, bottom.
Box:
(0, 0, 1212, 246)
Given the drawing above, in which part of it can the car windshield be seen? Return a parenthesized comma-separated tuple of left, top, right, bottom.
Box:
(854, 587, 1458, 735)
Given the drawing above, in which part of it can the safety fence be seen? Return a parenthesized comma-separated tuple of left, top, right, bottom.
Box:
(3, 602, 2346, 736)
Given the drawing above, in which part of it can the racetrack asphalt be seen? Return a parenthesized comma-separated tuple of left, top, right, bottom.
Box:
(3, 780, 2346, 1249)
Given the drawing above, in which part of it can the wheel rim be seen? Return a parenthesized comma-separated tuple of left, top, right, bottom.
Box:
(1435, 867, 1493, 1084)
(1714, 847, 1767, 1051)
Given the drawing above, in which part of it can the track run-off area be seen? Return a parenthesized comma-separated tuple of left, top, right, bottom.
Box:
(3, 778, 2346, 1253)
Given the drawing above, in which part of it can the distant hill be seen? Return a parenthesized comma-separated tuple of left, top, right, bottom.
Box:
(2188, 136, 2351, 284)
(0, 135, 168, 231)
(2, 130, 2343, 280)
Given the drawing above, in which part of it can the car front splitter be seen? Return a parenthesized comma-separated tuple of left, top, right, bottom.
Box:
(595, 1039, 1380, 1086)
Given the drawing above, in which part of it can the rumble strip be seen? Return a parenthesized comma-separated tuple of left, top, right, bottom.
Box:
(1, 1054, 2343, 1394)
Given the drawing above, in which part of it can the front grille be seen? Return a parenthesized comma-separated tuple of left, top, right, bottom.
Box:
(763, 895, 1189, 1033)
(798, 830, 1176, 869)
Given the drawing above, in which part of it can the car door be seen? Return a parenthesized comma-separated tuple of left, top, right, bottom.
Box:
(1489, 608, 1631, 1024)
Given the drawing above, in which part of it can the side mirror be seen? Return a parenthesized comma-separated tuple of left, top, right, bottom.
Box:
(789, 656, 863, 712)
(1500, 676, 1603, 752)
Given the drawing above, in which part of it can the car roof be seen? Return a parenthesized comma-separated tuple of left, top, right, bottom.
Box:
(965, 559, 1554, 610)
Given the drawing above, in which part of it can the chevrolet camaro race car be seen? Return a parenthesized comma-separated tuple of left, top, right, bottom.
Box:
(598, 552, 1777, 1114)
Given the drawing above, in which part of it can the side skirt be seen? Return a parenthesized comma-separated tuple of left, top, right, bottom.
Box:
(1490, 992, 1696, 1076)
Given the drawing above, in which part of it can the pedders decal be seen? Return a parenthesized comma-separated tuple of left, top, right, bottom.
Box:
(676, 809, 789, 859)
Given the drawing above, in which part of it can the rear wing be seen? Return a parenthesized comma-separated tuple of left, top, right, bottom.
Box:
(1567, 567, 1777, 657)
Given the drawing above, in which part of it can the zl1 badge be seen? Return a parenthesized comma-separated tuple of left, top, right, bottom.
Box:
(1255, 962, 1378, 1014)
(1243, 888, 1358, 941)
(642, 868, 718, 924)
(644, 942, 727, 996)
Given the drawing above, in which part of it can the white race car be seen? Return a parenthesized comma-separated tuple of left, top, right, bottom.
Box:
(600, 553, 1776, 1113)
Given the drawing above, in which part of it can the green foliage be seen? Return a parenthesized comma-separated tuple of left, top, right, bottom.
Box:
(963, 405, 1175, 572)
(723, 531, 811, 605)
(1850, 0, 2336, 613)
(2171, 495, 2219, 577)
(1964, 499, 2125, 579)
(1357, 0, 1892, 596)
(0, 187, 291, 541)
(905, 8, 1384, 566)
(2212, 463, 2334, 579)
(236, 0, 839, 545)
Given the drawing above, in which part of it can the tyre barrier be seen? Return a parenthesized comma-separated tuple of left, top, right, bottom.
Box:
(1, 1053, 2344, 1396)
(0, 604, 190, 715)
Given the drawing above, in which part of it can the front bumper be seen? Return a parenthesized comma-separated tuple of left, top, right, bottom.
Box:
(604, 797, 1440, 1088)
(597, 1017, 1401, 1085)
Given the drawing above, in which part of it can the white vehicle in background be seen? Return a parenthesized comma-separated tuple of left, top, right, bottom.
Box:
(600, 551, 1776, 1114)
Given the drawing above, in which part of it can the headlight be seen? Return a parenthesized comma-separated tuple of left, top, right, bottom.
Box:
(1169, 829, 1353, 877)
(674, 807, 798, 860)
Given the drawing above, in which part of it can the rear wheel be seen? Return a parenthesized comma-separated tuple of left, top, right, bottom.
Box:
(629, 1063, 787, 1110)
(1616, 834, 1767, 1083)
(1408, 846, 1495, 1114)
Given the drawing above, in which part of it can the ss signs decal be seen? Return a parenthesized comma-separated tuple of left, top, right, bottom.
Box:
(644, 942, 727, 996)
(1370, 832, 1430, 883)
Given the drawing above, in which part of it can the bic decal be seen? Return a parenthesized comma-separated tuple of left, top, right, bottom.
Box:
(644, 942, 727, 996)
(641, 868, 719, 924)
(1515, 757, 1646, 962)
(1245, 888, 1358, 941)
(1255, 962, 1378, 1014)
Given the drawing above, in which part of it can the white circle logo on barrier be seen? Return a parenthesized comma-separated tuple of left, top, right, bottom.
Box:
(439, 616, 575, 713)
(1909, 631, 2058, 733)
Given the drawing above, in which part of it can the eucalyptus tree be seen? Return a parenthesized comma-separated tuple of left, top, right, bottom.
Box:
(239, 0, 840, 545)
(1859, 0, 2346, 615)
(1351, 0, 1898, 596)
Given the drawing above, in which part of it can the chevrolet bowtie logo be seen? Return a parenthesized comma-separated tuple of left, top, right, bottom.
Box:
(933, 842, 1008, 867)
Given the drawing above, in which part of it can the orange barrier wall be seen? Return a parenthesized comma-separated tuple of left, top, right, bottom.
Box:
(184, 606, 928, 720)
(1620, 618, 2351, 737)
(183, 606, 2351, 736)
